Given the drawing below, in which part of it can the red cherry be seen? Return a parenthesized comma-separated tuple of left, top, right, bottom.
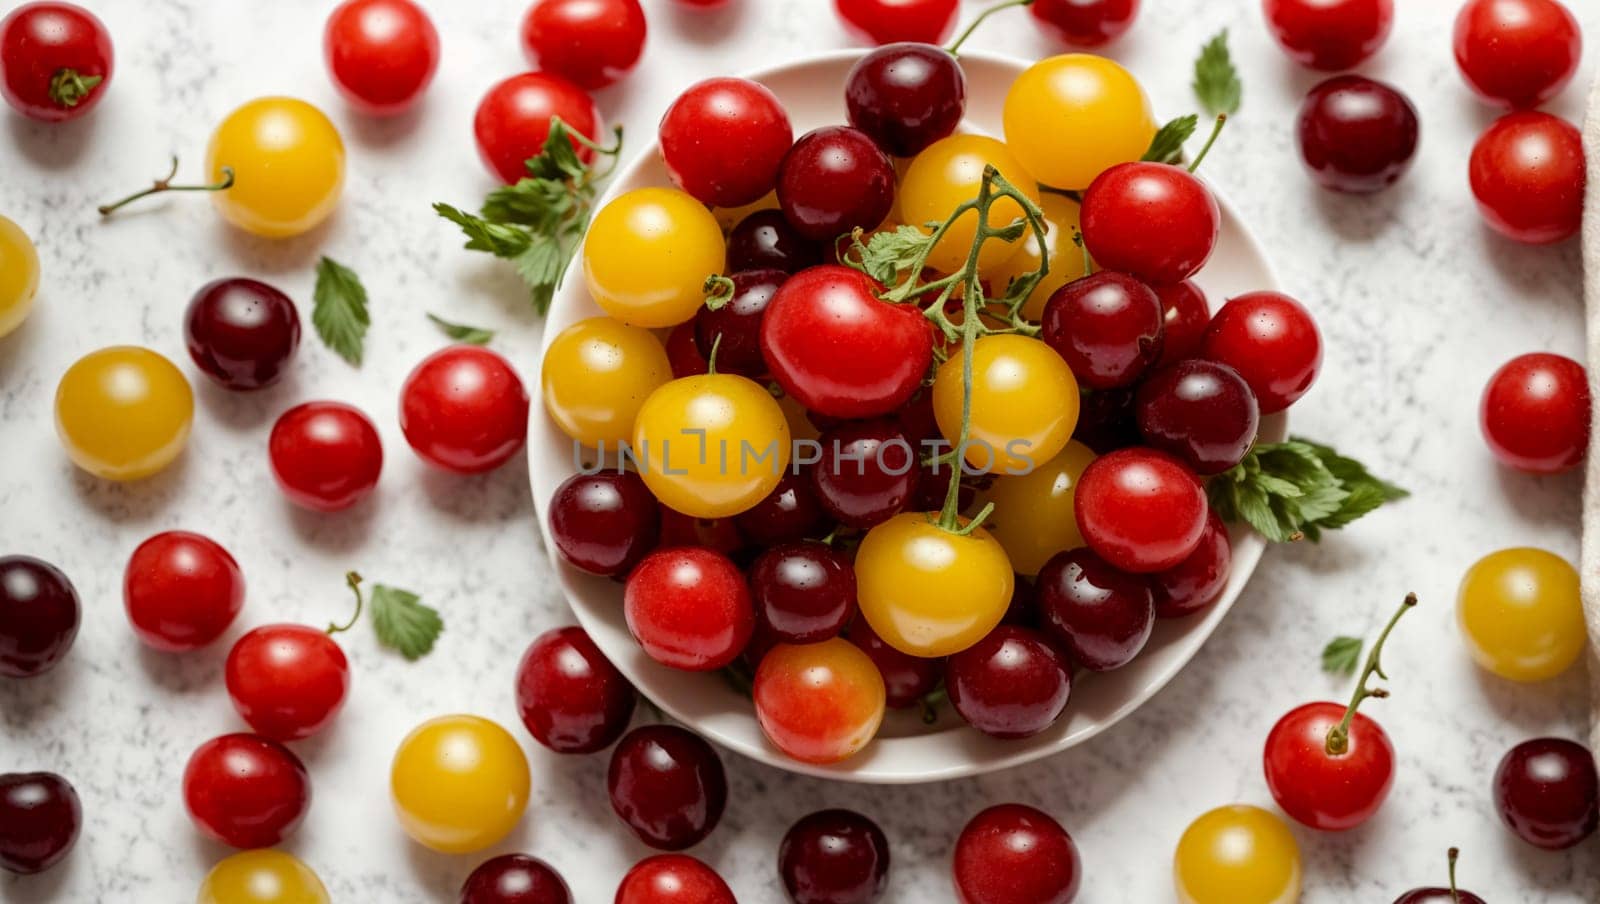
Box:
(1074, 448, 1207, 574)
(1040, 271, 1164, 390)
(225, 624, 350, 741)
(182, 733, 310, 849)
(811, 417, 916, 529)
(1469, 111, 1585, 245)
(735, 471, 829, 547)
(1479, 352, 1590, 474)
(834, 0, 959, 45)
(1297, 75, 1420, 194)
(660, 77, 793, 208)
(1493, 737, 1599, 850)
(0, 556, 79, 678)
(1199, 291, 1322, 414)
(1454, 0, 1581, 110)
(1153, 280, 1210, 368)
(694, 269, 786, 378)
(665, 322, 709, 378)
(777, 127, 896, 242)
(846, 613, 942, 709)
(268, 401, 384, 512)
(1071, 386, 1140, 455)
(184, 277, 302, 391)
(323, 0, 440, 115)
(0, 771, 80, 875)
(516, 626, 636, 754)
(1134, 358, 1260, 475)
(779, 809, 890, 904)
(1263, 0, 1394, 70)
(1151, 511, 1231, 619)
(953, 804, 1081, 904)
(1030, 0, 1140, 47)
(0, 2, 113, 122)
(727, 209, 824, 275)
(400, 345, 530, 474)
(1036, 547, 1154, 672)
(123, 531, 245, 652)
(615, 854, 736, 904)
(1265, 701, 1395, 831)
(474, 72, 601, 184)
(460, 853, 572, 904)
(750, 542, 857, 645)
(624, 547, 753, 671)
(548, 471, 662, 577)
(845, 42, 966, 158)
(946, 625, 1072, 739)
(657, 511, 747, 558)
(607, 725, 727, 851)
(1391, 849, 1487, 904)
(520, 0, 646, 91)
(1081, 162, 1220, 286)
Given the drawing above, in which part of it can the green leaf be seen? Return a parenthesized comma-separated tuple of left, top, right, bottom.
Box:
(1209, 439, 1405, 543)
(1322, 636, 1364, 676)
(855, 225, 937, 285)
(1143, 114, 1200, 164)
(312, 256, 370, 366)
(426, 313, 494, 345)
(370, 585, 442, 661)
(433, 203, 533, 256)
(1193, 30, 1242, 117)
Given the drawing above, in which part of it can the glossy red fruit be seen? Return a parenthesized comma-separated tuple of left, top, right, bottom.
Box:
(607, 725, 727, 851)
(1479, 352, 1590, 474)
(548, 471, 661, 576)
(660, 77, 792, 208)
(694, 269, 786, 377)
(665, 322, 709, 378)
(184, 277, 301, 390)
(657, 511, 747, 558)
(847, 613, 942, 708)
(947, 625, 1071, 739)
(1036, 548, 1153, 671)
(1469, 111, 1585, 245)
(812, 418, 916, 529)
(624, 547, 753, 671)
(1391, 850, 1487, 904)
(1263, 0, 1393, 70)
(615, 854, 736, 904)
(953, 804, 1081, 904)
(460, 853, 572, 904)
(780, 809, 890, 904)
(268, 401, 384, 511)
(1040, 271, 1163, 390)
(1074, 448, 1207, 573)
(521, 0, 645, 90)
(0, 556, 79, 678)
(1135, 358, 1260, 475)
(845, 42, 966, 158)
(1200, 291, 1322, 414)
(515, 626, 636, 754)
(225, 624, 350, 741)
(182, 733, 310, 849)
(1081, 162, 1219, 287)
(1152, 511, 1231, 618)
(835, 0, 958, 45)
(778, 127, 896, 242)
(1030, 0, 1140, 46)
(727, 209, 824, 274)
(0, 772, 80, 875)
(400, 345, 530, 474)
(1454, 0, 1581, 109)
(474, 72, 602, 184)
(0, 2, 112, 122)
(751, 542, 857, 645)
(323, 0, 440, 115)
(1264, 701, 1394, 831)
(762, 265, 933, 419)
(123, 531, 245, 652)
(1297, 75, 1419, 194)
(1154, 281, 1210, 367)
(754, 638, 886, 763)
(736, 471, 829, 546)
(1493, 737, 1599, 850)
(1071, 386, 1139, 455)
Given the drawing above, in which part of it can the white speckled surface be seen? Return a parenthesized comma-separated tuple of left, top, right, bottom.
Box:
(1, 1, 1597, 901)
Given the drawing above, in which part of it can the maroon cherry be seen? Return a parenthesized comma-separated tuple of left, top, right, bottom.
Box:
(1135, 358, 1260, 475)
(946, 625, 1071, 739)
(0, 556, 79, 678)
(1493, 737, 1599, 850)
(1152, 512, 1231, 619)
(1297, 75, 1419, 194)
(515, 626, 636, 755)
(1036, 547, 1154, 671)
(735, 471, 829, 546)
(658, 510, 747, 559)
(1030, 0, 1140, 46)
(695, 269, 787, 378)
(953, 804, 1081, 904)
(184, 277, 302, 391)
(845, 42, 966, 157)
(1081, 161, 1220, 286)
(608, 725, 727, 851)
(1072, 387, 1140, 455)
(666, 323, 709, 378)
(727, 209, 823, 274)
(779, 809, 891, 904)
(812, 418, 916, 529)
(1391, 848, 1486, 904)
(0, 773, 80, 875)
(778, 126, 896, 241)
(460, 853, 573, 904)
(1041, 271, 1164, 390)
(847, 613, 942, 708)
(1154, 281, 1210, 368)
(750, 542, 857, 644)
(547, 471, 660, 577)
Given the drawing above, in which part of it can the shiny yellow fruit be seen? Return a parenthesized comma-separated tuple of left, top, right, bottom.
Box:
(542, 317, 672, 448)
(207, 97, 346, 238)
(899, 134, 1041, 275)
(197, 850, 330, 904)
(55, 346, 194, 481)
(982, 441, 1096, 576)
(1003, 54, 1158, 190)
(0, 215, 39, 338)
(933, 334, 1079, 473)
(390, 714, 531, 854)
(631, 373, 790, 518)
(1174, 805, 1302, 904)
(855, 513, 1014, 657)
(584, 187, 726, 328)
(987, 193, 1089, 321)
(1458, 547, 1585, 682)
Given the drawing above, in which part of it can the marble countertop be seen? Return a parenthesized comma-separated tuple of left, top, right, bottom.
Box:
(3, 0, 1598, 901)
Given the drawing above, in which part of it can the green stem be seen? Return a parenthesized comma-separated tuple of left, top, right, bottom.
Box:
(49, 68, 102, 108)
(1072, 228, 1093, 277)
(1187, 114, 1228, 174)
(1447, 848, 1461, 903)
(705, 334, 723, 375)
(703, 274, 736, 311)
(98, 156, 234, 217)
(948, 0, 1036, 56)
(327, 572, 365, 635)
(1324, 592, 1416, 756)
(920, 686, 949, 725)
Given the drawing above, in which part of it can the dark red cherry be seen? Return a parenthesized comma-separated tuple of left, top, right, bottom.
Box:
(727, 209, 823, 274)
(0, 772, 81, 875)
(547, 471, 661, 577)
(847, 613, 942, 708)
(1030, 0, 1140, 47)
(1071, 387, 1140, 455)
(1041, 271, 1164, 390)
(1493, 737, 1599, 850)
(695, 269, 787, 377)
(946, 625, 1071, 739)
(607, 725, 727, 851)
(666, 322, 709, 378)
(750, 542, 857, 644)
(1391, 848, 1486, 904)
(0, 556, 79, 678)
(844, 42, 965, 158)
(1297, 75, 1419, 194)
(953, 804, 1081, 904)
(1154, 281, 1210, 368)
(459, 853, 573, 904)
(515, 626, 636, 754)
(657, 510, 747, 559)
(184, 277, 302, 391)
(1152, 512, 1232, 619)
(735, 470, 830, 546)
(777, 126, 896, 242)
(1135, 358, 1260, 475)
(779, 808, 890, 904)
(1036, 547, 1154, 671)
(812, 418, 916, 529)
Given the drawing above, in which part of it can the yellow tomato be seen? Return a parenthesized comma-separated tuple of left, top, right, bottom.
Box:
(584, 187, 726, 328)
(855, 512, 1014, 657)
(899, 135, 1041, 275)
(1174, 805, 1302, 904)
(713, 190, 778, 232)
(542, 317, 672, 448)
(390, 714, 531, 854)
(981, 440, 1096, 576)
(933, 334, 1079, 473)
(197, 850, 330, 904)
(1457, 547, 1585, 682)
(986, 193, 1089, 322)
(0, 215, 39, 338)
(55, 346, 194, 481)
(207, 97, 346, 238)
(631, 373, 790, 518)
(1003, 55, 1157, 190)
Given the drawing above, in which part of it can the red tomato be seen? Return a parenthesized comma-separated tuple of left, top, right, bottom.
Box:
(835, 0, 959, 45)
(659, 77, 793, 208)
(1263, 0, 1394, 71)
(1480, 352, 1590, 474)
(268, 401, 384, 512)
(1073, 448, 1207, 573)
(1469, 111, 1585, 245)
(1199, 291, 1322, 414)
(1264, 701, 1395, 831)
(521, 0, 646, 90)
(399, 346, 530, 474)
(623, 547, 753, 672)
(1080, 162, 1220, 287)
(1030, 0, 1141, 47)
(474, 71, 602, 184)
(1454, 0, 1582, 110)
(616, 855, 737, 904)
(123, 531, 245, 652)
(224, 625, 351, 742)
(182, 733, 310, 849)
(323, 0, 440, 116)
(0, 1, 112, 122)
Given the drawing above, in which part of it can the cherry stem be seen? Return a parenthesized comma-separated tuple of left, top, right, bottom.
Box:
(1187, 114, 1228, 174)
(948, 0, 1036, 56)
(1071, 228, 1093, 275)
(705, 333, 724, 376)
(1447, 847, 1461, 903)
(920, 686, 948, 724)
(327, 572, 365, 635)
(1324, 592, 1416, 756)
(703, 274, 736, 311)
(48, 68, 102, 108)
(97, 156, 235, 217)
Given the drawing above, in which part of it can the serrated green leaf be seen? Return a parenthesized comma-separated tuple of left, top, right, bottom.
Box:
(1322, 636, 1363, 676)
(1194, 30, 1242, 117)
(312, 256, 370, 366)
(1143, 114, 1200, 164)
(370, 585, 442, 661)
(426, 313, 494, 345)
(856, 225, 937, 285)
(434, 203, 534, 256)
(1211, 439, 1405, 543)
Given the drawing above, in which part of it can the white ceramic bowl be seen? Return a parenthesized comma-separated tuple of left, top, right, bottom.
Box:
(528, 49, 1284, 783)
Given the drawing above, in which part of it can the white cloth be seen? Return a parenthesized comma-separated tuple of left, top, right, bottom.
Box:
(1581, 74, 1600, 750)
